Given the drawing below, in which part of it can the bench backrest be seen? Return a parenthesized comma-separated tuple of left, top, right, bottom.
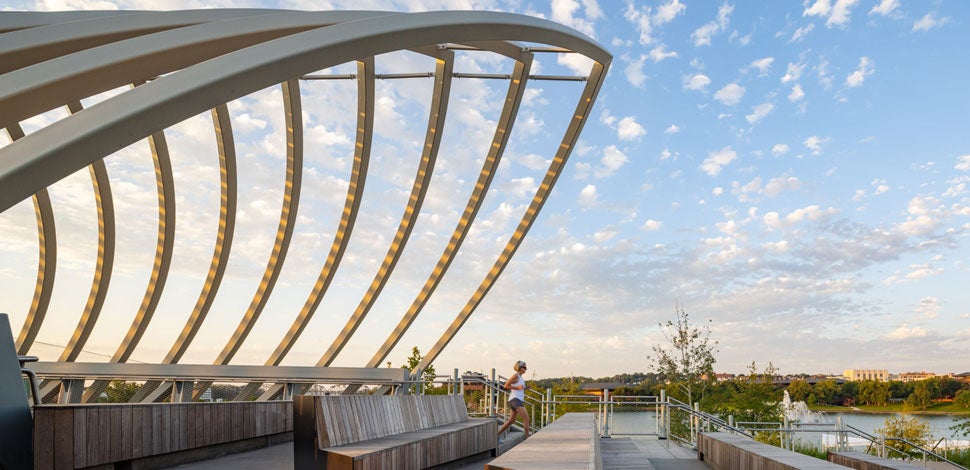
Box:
(314, 394, 469, 448)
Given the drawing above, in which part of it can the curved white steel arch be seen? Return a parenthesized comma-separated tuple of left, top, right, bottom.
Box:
(0, 10, 610, 399)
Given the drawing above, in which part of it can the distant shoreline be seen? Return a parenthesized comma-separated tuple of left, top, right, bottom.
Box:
(809, 407, 970, 416)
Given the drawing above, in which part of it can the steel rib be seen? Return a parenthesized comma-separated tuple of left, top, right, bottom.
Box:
(363, 43, 533, 371)
(0, 11, 611, 215)
(5, 124, 56, 357)
(82, 123, 177, 403)
(133, 104, 238, 403)
(0, 11, 399, 127)
(242, 58, 375, 402)
(58, 101, 116, 363)
(315, 48, 454, 368)
(0, 10, 279, 74)
(0, 13, 611, 389)
(215, 79, 302, 366)
(417, 60, 609, 371)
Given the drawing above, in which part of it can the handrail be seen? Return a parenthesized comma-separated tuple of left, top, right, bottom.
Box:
(18, 355, 41, 406)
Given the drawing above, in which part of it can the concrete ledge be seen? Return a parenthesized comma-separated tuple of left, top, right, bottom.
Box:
(827, 451, 928, 469)
(698, 432, 846, 469)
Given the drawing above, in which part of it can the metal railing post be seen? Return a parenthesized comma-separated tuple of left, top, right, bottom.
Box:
(602, 388, 610, 437)
(692, 401, 699, 445)
(545, 388, 552, 426)
(659, 389, 667, 440)
(453, 368, 459, 395)
(490, 368, 497, 416)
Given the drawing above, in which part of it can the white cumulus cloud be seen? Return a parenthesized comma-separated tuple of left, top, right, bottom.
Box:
(781, 62, 806, 83)
(714, 83, 745, 105)
(845, 56, 874, 88)
(957, 154, 970, 171)
(648, 44, 679, 63)
(624, 54, 647, 87)
(684, 74, 711, 91)
(746, 102, 774, 124)
(789, 84, 805, 102)
(579, 184, 598, 207)
(804, 0, 860, 28)
(886, 324, 928, 340)
(804, 135, 830, 154)
(597, 145, 630, 178)
(913, 12, 949, 32)
(642, 219, 663, 231)
(791, 23, 815, 42)
(749, 57, 774, 75)
(700, 146, 738, 176)
(616, 116, 646, 141)
(692, 3, 733, 46)
(870, 0, 899, 16)
(665, 124, 681, 134)
(772, 144, 790, 156)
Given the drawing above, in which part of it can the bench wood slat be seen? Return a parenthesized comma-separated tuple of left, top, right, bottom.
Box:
(296, 394, 496, 469)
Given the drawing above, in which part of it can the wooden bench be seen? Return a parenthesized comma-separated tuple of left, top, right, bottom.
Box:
(698, 432, 846, 469)
(293, 394, 496, 469)
(485, 413, 601, 470)
(828, 451, 928, 469)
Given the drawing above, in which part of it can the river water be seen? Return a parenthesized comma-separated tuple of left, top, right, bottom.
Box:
(608, 410, 967, 441)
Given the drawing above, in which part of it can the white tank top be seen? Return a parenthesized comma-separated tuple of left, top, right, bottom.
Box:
(510, 374, 526, 401)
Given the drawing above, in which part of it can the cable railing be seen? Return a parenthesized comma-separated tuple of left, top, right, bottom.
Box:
(431, 373, 967, 469)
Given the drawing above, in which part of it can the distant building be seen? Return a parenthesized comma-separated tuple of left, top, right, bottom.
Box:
(579, 383, 626, 396)
(715, 373, 735, 382)
(843, 369, 889, 382)
(895, 371, 936, 382)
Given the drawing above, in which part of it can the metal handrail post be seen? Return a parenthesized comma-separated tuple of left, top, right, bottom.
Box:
(490, 368, 496, 416)
(545, 388, 552, 426)
(602, 388, 610, 437)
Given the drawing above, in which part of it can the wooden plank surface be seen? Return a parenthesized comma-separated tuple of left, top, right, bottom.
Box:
(698, 432, 846, 469)
(828, 451, 927, 469)
(33, 401, 293, 468)
(300, 395, 496, 469)
(486, 413, 599, 470)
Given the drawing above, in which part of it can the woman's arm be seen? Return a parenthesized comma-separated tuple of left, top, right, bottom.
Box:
(504, 373, 522, 390)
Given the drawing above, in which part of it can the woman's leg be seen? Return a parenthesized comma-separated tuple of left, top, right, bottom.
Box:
(518, 406, 531, 437)
(498, 407, 518, 435)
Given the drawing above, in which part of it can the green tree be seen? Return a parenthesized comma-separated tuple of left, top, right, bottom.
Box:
(904, 382, 933, 411)
(929, 377, 963, 399)
(951, 415, 970, 438)
(99, 381, 139, 403)
(840, 380, 860, 404)
(874, 415, 931, 458)
(401, 346, 438, 393)
(786, 379, 811, 402)
(858, 380, 890, 406)
(954, 390, 970, 409)
(812, 379, 839, 406)
(650, 303, 718, 405)
(889, 381, 914, 400)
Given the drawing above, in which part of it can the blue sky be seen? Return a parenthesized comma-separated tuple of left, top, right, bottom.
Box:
(1, 0, 968, 380)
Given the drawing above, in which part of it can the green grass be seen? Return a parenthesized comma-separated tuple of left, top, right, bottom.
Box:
(808, 402, 970, 414)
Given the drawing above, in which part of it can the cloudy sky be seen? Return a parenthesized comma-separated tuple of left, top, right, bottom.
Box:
(2, 0, 968, 380)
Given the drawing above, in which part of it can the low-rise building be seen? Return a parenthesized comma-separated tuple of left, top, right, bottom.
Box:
(895, 371, 936, 382)
(843, 369, 889, 382)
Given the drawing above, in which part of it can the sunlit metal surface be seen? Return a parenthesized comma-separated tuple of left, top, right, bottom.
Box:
(0, 9, 610, 400)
